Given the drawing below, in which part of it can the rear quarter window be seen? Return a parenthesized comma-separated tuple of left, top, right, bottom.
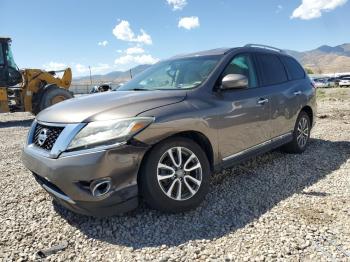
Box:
(256, 53, 288, 86)
(281, 56, 305, 80)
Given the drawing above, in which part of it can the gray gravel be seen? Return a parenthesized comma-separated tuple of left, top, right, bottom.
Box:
(1, 89, 350, 261)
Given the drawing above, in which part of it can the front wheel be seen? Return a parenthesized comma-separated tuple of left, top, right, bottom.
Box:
(140, 137, 210, 213)
(33, 86, 73, 114)
(282, 111, 311, 154)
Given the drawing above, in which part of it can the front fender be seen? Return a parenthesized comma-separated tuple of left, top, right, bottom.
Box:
(134, 100, 220, 166)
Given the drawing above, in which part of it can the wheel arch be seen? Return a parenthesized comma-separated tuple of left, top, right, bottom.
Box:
(137, 130, 215, 185)
(300, 105, 313, 127)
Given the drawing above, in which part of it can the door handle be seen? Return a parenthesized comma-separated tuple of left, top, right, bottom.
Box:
(257, 98, 269, 104)
(293, 91, 302, 95)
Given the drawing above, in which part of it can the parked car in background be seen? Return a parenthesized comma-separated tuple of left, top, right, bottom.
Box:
(22, 44, 316, 216)
(90, 83, 112, 93)
(325, 77, 336, 87)
(313, 78, 330, 88)
(339, 77, 350, 87)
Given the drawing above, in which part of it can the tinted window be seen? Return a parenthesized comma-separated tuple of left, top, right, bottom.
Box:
(222, 54, 257, 88)
(281, 56, 305, 80)
(256, 54, 288, 86)
(0, 46, 4, 65)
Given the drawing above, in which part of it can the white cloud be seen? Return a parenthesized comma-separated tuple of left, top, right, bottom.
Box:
(75, 63, 111, 74)
(135, 29, 152, 45)
(114, 54, 159, 65)
(75, 64, 89, 74)
(98, 40, 108, 47)
(167, 0, 187, 10)
(291, 0, 347, 20)
(112, 20, 152, 45)
(276, 5, 283, 13)
(126, 46, 145, 55)
(43, 62, 112, 76)
(178, 16, 200, 30)
(43, 62, 67, 71)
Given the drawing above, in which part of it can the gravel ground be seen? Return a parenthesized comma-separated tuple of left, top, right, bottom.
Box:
(0, 88, 349, 261)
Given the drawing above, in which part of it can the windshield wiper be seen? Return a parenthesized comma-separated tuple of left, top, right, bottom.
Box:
(130, 88, 151, 91)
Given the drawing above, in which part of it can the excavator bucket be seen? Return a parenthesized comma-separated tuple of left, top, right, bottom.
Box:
(61, 68, 72, 89)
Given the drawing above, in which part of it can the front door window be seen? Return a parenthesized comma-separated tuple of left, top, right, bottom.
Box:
(222, 54, 258, 88)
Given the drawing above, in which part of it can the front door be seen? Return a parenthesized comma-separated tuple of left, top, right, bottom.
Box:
(215, 53, 271, 160)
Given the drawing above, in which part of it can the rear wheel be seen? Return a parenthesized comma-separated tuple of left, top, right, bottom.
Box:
(282, 111, 311, 154)
(140, 137, 210, 212)
(34, 86, 73, 114)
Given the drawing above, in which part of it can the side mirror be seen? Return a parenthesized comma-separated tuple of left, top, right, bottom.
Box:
(221, 74, 248, 90)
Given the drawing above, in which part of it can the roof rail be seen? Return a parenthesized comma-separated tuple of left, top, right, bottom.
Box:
(244, 44, 285, 54)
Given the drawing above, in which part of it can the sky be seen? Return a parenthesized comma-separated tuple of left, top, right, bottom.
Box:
(1, 0, 349, 77)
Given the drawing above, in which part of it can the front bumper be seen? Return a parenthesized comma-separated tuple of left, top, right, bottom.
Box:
(22, 143, 148, 217)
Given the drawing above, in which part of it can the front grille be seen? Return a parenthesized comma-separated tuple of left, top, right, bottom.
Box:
(33, 124, 64, 151)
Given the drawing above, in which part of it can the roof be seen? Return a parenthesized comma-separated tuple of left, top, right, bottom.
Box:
(169, 44, 288, 59)
(171, 48, 236, 59)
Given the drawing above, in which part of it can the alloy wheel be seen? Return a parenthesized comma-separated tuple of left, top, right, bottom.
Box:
(297, 116, 309, 148)
(157, 146, 202, 201)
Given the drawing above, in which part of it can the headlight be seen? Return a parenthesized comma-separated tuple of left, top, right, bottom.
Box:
(67, 117, 154, 151)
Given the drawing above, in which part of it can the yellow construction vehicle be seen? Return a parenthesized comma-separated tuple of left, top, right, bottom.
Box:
(0, 37, 73, 114)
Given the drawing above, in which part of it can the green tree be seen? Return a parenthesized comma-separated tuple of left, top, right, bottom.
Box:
(304, 68, 314, 74)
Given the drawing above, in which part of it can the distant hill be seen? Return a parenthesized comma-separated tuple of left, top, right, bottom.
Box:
(73, 43, 350, 84)
(286, 43, 350, 74)
(73, 64, 151, 84)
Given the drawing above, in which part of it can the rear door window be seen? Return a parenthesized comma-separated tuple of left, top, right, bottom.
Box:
(256, 53, 288, 86)
(281, 56, 305, 80)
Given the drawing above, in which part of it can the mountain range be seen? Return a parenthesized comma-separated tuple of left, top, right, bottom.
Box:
(286, 43, 350, 74)
(73, 64, 151, 84)
(73, 43, 350, 84)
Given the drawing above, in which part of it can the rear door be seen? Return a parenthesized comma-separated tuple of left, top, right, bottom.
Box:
(255, 53, 297, 138)
(216, 53, 272, 160)
(280, 55, 309, 124)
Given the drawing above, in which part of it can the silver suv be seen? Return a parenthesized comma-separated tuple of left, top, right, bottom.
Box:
(22, 44, 316, 216)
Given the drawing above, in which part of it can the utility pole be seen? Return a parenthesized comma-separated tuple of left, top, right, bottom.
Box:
(89, 66, 92, 85)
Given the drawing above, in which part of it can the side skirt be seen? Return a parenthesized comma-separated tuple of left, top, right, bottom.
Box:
(214, 133, 293, 172)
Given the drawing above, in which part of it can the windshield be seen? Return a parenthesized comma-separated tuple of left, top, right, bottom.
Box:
(119, 55, 221, 91)
(6, 45, 18, 69)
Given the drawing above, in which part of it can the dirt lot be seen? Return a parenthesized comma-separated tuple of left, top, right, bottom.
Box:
(0, 88, 349, 261)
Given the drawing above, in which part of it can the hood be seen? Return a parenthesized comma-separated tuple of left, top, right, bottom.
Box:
(37, 90, 186, 123)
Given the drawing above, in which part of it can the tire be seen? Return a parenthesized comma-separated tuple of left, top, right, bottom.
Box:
(282, 111, 311, 154)
(38, 86, 73, 113)
(140, 137, 211, 213)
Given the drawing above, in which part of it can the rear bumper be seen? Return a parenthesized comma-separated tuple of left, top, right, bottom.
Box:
(22, 143, 147, 216)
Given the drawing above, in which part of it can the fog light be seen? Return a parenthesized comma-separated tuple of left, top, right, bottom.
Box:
(90, 179, 112, 197)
